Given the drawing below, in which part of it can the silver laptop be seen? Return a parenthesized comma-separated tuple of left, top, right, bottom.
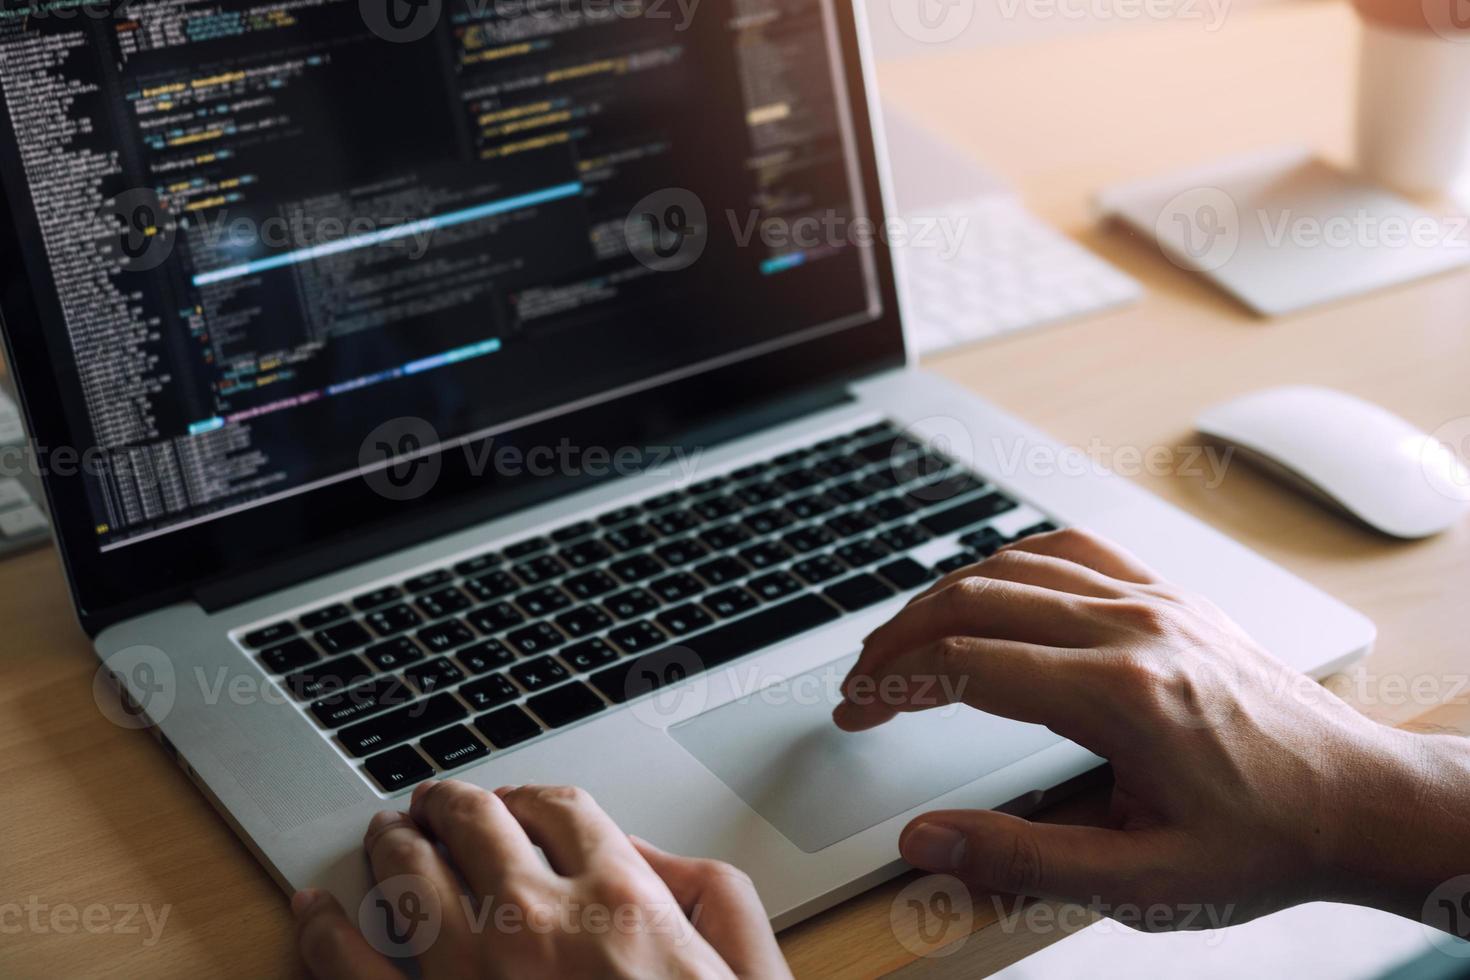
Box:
(0, 0, 1372, 929)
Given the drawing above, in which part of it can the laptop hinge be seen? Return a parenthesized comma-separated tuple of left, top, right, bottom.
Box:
(193, 383, 859, 613)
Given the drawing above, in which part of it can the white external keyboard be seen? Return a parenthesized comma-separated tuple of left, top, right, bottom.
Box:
(0, 388, 49, 556)
(897, 196, 1143, 357)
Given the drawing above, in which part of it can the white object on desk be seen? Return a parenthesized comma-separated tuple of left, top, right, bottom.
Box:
(1357, 21, 1470, 197)
(1097, 147, 1470, 316)
(880, 102, 1142, 357)
(1196, 385, 1470, 539)
(0, 389, 50, 553)
(990, 901, 1466, 980)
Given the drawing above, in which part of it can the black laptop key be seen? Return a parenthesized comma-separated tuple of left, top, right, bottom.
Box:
(459, 672, 519, 710)
(654, 538, 708, 567)
(591, 594, 839, 702)
(404, 656, 466, 693)
(364, 745, 434, 792)
(694, 556, 747, 586)
(749, 571, 801, 601)
(314, 619, 373, 656)
(467, 601, 524, 635)
(650, 572, 703, 603)
(737, 541, 791, 570)
(366, 604, 422, 637)
(463, 570, 519, 603)
(562, 638, 619, 672)
(260, 637, 318, 674)
(908, 471, 986, 507)
(310, 676, 414, 727)
(1011, 521, 1059, 541)
(403, 569, 452, 593)
(605, 523, 657, 552)
(512, 554, 565, 585)
(608, 619, 667, 654)
(743, 508, 794, 535)
(352, 586, 403, 611)
(555, 605, 612, 638)
(836, 540, 889, 568)
(705, 586, 759, 618)
(244, 621, 295, 649)
(829, 512, 876, 539)
(935, 552, 979, 575)
(824, 573, 896, 611)
(528, 682, 605, 729)
(517, 585, 572, 617)
(299, 603, 352, 630)
(787, 525, 837, 553)
(507, 622, 566, 657)
(879, 523, 931, 552)
(605, 587, 659, 620)
(565, 569, 618, 600)
(775, 467, 824, 492)
(699, 523, 750, 551)
(734, 480, 784, 506)
(419, 725, 489, 770)
(824, 481, 866, 505)
(560, 538, 613, 569)
(339, 693, 467, 757)
(919, 492, 1019, 535)
(417, 586, 471, 620)
(505, 537, 550, 559)
(476, 705, 542, 748)
(642, 490, 685, 512)
(786, 493, 837, 519)
(655, 603, 713, 636)
(866, 496, 918, 525)
(792, 554, 847, 584)
(551, 520, 596, 543)
(453, 553, 502, 577)
(610, 554, 665, 583)
(364, 636, 426, 671)
(878, 557, 933, 590)
(511, 655, 571, 692)
(959, 526, 1006, 556)
(855, 433, 923, 463)
(685, 475, 727, 496)
(597, 505, 642, 527)
(691, 495, 740, 522)
(650, 509, 700, 537)
(283, 654, 372, 701)
(457, 640, 516, 674)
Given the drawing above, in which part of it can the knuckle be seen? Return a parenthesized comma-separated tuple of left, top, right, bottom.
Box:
(932, 636, 973, 676)
(536, 784, 592, 809)
(694, 858, 754, 890)
(441, 783, 497, 823)
(1107, 598, 1177, 635)
(946, 575, 992, 609)
(374, 828, 430, 868)
(298, 914, 357, 965)
(983, 829, 1044, 895)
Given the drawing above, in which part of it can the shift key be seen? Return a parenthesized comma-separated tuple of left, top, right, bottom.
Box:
(338, 693, 467, 757)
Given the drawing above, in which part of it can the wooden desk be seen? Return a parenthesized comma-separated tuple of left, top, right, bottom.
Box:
(2, 2, 1467, 976)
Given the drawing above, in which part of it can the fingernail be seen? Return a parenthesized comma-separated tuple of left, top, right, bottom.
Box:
(290, 888, 323, 917)
(903, 823, 967, 871)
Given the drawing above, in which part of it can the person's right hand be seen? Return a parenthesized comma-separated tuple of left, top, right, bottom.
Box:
(834, 529, 1470, 930)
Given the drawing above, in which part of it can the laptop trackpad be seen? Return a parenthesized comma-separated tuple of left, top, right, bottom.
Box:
(668, 654, 1064, 853)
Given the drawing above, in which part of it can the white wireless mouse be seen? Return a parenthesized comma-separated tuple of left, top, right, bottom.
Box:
(1196, 385, 1470, 539)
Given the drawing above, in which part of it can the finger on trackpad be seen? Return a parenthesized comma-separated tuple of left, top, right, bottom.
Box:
(667, 654, 1063, 852)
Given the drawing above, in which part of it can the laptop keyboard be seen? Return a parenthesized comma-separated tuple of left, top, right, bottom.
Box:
(235, 420, 1058, 794)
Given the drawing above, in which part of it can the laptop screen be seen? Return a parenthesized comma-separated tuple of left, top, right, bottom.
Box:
(0, 0, 901, 623)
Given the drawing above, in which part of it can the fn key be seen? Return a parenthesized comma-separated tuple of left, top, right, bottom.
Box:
(364, 745, 433, 792)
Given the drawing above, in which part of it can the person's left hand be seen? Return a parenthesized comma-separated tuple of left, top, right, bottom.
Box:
(290, 780, 790, 979)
